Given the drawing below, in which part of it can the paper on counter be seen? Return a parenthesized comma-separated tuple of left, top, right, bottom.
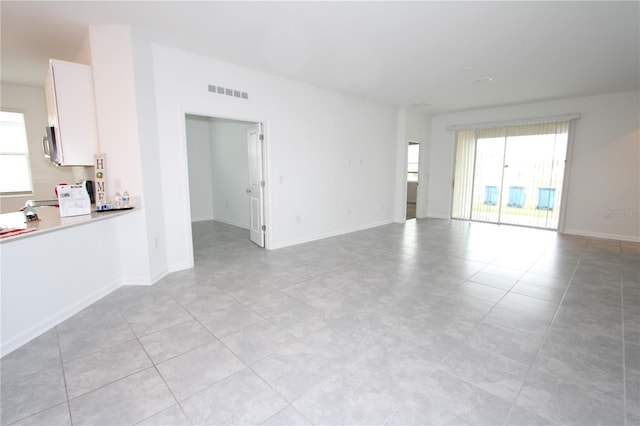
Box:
(56, 184, 91, 217)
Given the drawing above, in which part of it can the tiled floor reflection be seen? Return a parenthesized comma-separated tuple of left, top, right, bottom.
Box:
(1, 219, 639, 425)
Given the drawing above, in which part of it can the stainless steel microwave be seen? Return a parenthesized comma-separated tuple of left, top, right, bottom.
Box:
(43, 126, 60, 165)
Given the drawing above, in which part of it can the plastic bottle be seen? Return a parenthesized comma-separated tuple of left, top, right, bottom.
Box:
(114, 191, 122, 208)
(122, 190, 130, 208)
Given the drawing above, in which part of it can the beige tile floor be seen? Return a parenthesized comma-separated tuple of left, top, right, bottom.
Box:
(1, 219, 638, 425)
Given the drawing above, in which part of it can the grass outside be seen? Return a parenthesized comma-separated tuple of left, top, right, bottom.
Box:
(473, 202, 558, 219)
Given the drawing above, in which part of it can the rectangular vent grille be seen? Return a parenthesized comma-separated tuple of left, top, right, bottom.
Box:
(208, 84, 249, 100)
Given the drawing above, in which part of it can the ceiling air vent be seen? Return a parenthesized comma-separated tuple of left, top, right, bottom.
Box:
(208, 84, 249, 100)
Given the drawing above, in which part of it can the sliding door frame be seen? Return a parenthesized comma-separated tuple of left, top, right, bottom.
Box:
(556, 119, 578, 233)
(450, 115, 580, 231)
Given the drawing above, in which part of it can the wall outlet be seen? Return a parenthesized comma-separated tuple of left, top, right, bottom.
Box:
(296, 215, 301, 223)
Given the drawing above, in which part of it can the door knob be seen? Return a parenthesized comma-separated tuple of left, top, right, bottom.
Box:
(246, 188, 252, 194)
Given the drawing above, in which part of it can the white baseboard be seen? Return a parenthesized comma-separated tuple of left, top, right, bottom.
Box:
(425, 214, 451, 220)
(123, 278, 153, 286)
(562, 228, 640, 243)
(270, 219, 394, 250)
(191, 216, 214, 222)
(168, 260, 194, 273)
(1, 280, 122, 357)
(2, 267, 173, 355)
(211, 216, 250, 230)
(122, 267, 169, 286)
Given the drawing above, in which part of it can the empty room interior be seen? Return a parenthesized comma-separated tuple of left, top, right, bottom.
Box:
(1, 2, 639, 425)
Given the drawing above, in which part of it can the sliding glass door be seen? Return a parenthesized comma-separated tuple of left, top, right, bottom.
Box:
(452, 121, 570, 230)
(469, 128, 507, 224)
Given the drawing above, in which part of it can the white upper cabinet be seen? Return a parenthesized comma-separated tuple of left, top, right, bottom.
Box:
(44, 59, 99, 166)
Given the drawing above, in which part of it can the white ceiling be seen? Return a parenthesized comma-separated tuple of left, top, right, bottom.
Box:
(2, 1, 639, 114)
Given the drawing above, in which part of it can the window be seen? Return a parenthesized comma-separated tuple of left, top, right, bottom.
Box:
(451, 120, 572, 230)
(407, 142, 420, 182)
(0, 111, 33, 195)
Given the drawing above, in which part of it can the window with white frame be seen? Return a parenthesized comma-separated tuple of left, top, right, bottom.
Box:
(407, 142, 420, 182)
(0, 111, 33, 195)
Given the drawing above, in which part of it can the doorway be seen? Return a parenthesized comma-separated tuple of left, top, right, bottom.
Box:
(185, 114, 266, 247)
(406, 142, 420, 220)
(452, 121, 570, 230)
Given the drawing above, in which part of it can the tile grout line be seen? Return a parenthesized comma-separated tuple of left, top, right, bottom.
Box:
(6, 221, 634, 425)
(127, 314, 194, 426)
(183, 301, 313, 419)
(620, 262, 628, 426)
(245, 363, 316, 425)
(61, 298, 198, 425)
(58, 303, 168, 365)
(4, 330, 77, 426)
(381, 406, 401, 425)
(55, 326, 75, 426)
(460, 248, 545, 347)
(502, 256, 583, 425)
(433, 243, 556, 424)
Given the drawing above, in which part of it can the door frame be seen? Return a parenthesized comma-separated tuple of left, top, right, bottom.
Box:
(406, 141, 421, 220)
(180, 110, 271, 254)
(394, 131, 427, 223)
(556, 119, 577, 234)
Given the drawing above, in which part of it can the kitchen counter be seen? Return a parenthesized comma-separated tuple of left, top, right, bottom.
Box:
(1, 204, 135, 356)
(0, 205, 135, 242)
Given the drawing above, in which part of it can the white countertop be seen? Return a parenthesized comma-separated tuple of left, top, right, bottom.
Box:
(0, 205, 136, 242)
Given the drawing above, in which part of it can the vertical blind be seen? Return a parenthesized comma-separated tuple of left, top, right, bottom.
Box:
(451, 130, 475, 220)
(451, 119, 572, 230)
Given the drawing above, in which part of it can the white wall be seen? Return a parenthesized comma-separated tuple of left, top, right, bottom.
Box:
(1, 26, 170, 355)
(153, 44, 398, 270)
(393, 109, 408, 222)
(186, 114, 214, 221)
(130, 28, 168, 282)
(89, 26, 167, 283)
(428, 90, 640, 242)
(89, 27, 143, 198)
(1, 217, 122, 355)
(185, 116, 253, 228)
(210, 118, 253, 229)
(0, 83, 75, 213)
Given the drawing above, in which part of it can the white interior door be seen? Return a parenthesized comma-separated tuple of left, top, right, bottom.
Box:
(247, 124, 265, 247)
